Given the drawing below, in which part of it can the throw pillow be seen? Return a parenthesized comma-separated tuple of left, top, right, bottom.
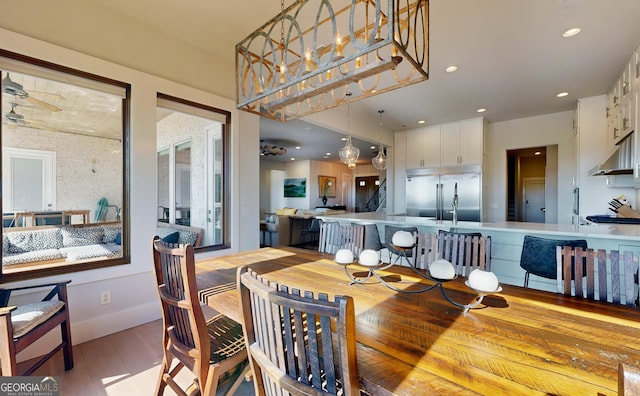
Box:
(161, 231, 180, 244)
(275, 208, 287, 215)
(283, 207, 298, 215)
(114, 232, 122, 245)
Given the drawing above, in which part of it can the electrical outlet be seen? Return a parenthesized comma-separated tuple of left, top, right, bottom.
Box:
(101, 291, 111, 305)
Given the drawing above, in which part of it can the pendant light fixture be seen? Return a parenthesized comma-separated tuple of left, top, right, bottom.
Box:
(339, 93, 359, 168)
(235, 0, 430, 122)
(372, 110, 388, 170)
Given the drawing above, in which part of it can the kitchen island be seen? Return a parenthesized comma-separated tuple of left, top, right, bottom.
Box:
(314, 212, 640, 291)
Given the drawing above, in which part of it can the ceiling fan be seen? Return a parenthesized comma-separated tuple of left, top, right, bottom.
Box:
(4, 104, 57, 131)
(260, 140, 287, 156)
(2, 72, 62, 112)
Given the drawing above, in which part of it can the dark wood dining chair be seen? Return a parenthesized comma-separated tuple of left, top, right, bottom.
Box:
(318, 222, 364, 256)
(0, 281, 73, 375)
(415, 232, 491, 276)
(619, 362, 640, 395)
(520, 235, 588, 288)
(557, 246, 639, 306)
(152, 237, 248, 395)
(237, 266, 361, 395)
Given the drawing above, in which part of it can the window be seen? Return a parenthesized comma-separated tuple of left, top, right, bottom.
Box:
(156, 94, 229, 249)
(1, 50, 129, 281)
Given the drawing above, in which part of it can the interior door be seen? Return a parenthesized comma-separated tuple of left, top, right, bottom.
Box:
(523, 178, 546, 223)
(2, 147, 56, 211)
(355, 176, 379, 212)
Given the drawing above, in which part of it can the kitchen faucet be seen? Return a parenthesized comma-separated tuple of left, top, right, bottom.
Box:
(451, 182, 458, 225)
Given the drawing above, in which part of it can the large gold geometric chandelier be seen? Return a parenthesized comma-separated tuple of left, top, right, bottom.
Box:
(236, 0, 429, 122)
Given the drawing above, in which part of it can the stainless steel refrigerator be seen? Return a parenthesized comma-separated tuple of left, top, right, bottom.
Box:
(406, 165, 482, 221)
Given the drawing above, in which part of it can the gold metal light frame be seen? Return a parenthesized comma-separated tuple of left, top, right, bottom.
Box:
(236, 0, 429, 121)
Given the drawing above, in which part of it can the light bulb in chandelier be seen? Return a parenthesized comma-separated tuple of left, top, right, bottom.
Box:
(339, 136, 360, 165)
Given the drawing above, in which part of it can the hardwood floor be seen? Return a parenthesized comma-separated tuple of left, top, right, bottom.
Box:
(28, 320, 255, 395)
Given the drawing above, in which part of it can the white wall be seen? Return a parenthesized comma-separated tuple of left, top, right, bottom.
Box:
(259, 160, 287, 216)
(4, 129, 121, 219)
(485, 111, 575, 224)
(1, 28, 260, 360)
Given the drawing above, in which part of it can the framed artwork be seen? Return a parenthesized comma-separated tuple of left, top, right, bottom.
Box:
(318, 175, 336, 198)
(284, 178, 306, 197)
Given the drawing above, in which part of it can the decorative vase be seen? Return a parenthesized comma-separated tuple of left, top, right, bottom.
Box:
(322, 196, 328, 205)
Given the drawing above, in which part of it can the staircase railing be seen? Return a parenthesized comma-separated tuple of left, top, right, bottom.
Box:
(365, 178, 386, 212)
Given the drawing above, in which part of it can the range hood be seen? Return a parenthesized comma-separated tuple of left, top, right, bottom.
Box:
(589, 133, 634, 176)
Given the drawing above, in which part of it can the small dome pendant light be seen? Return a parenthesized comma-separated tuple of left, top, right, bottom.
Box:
(339, 92, 360, 168)
(372, 110, 388, 170)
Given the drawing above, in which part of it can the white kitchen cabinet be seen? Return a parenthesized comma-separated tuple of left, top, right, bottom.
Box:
(441, 118, 484, 166)
(459, 118, 484, 165)
(405, 125, 440, 169)
(440, 122, 460, 166)
(403, 117, 484, 170)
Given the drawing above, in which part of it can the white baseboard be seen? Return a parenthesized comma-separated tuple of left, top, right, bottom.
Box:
(17, 302, 161, 363)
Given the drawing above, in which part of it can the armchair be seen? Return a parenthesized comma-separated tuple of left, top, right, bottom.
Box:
(0, 281, 73, 375)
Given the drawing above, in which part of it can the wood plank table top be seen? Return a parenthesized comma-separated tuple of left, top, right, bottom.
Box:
(195, 246, 640, 396)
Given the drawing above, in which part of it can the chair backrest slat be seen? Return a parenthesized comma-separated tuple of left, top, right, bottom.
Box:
(620, 362, 640, 395)
(556, 246, 639, 307)
(238, 267, 360, 396)
(597, 250, 608, 303)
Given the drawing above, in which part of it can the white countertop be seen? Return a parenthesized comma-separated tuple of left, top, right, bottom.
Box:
(316, 212, 640, 241)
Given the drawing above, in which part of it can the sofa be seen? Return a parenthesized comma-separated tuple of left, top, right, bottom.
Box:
(2, 222, 203, 267)
(263, 207, 347, 247)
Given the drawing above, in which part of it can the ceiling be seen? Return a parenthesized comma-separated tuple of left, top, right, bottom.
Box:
(3, 0, 640, 165)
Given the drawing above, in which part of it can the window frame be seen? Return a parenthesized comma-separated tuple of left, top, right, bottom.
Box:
(0, 49, 131, 283)
(156, 93, 230, 251)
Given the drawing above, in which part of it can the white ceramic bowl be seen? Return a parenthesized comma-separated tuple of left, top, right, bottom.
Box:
(334, 249, 354, 264)
(467, 269, 500, 292)
(392, 231, 415, 247)
(429, 259, 456, 280)
(358, 249, 380, 267)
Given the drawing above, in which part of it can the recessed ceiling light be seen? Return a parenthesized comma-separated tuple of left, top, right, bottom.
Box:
(290, 158, 295, 161)
(295, 146, 301, 149)
(562, 28, 581, 38)
(557, 92, 569, 97)
(418, 120, 426, 124)
(341, 137, 347, 141)
(325, 152, 331, 155)
(445, 65, 458, 73)
(477, 108, 486, 113)
(370, 145, 376, 149)
(323, 155, 329, 158)
(534, 151, 541, 155)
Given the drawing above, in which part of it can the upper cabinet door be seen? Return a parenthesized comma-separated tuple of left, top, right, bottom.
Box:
(459, 118, 484, 165)
(441, 118, 484, 166)
(406, 126, 440, 169)
(440, 122, 461, 166)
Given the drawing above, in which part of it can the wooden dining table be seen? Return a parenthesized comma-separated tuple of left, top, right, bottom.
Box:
(195, 246, 640, 395)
